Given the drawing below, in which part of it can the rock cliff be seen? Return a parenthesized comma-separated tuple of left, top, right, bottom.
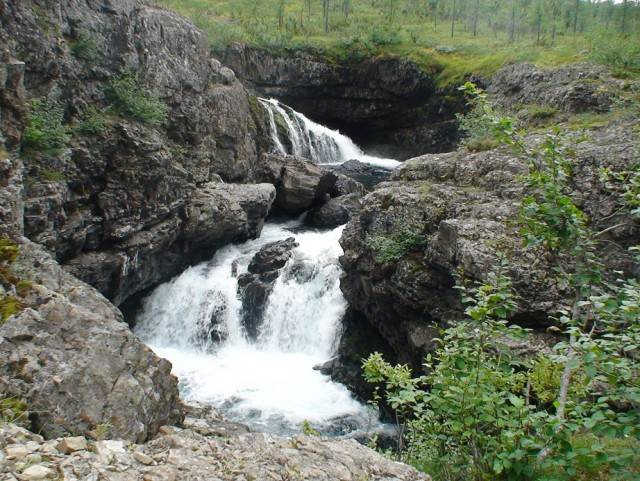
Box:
(0, 0, 339, 447)
(0, 0, 289, 306)
(339, 106, 639, 372)
(223, 44, 462, 159)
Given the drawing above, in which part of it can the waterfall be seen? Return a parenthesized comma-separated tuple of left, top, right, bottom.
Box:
(134, 221, 373, 435)
(259, 98, 400, 170)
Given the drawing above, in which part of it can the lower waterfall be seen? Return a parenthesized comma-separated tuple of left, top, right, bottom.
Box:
(134, 221, 375, 436)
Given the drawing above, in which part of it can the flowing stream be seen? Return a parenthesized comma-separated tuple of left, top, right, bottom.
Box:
(134, 100, 397, 436)
(135, 221, 374, 435)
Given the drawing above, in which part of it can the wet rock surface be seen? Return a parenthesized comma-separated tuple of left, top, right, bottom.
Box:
(238, 237, 298, 338)
(255, 154, 338, 215)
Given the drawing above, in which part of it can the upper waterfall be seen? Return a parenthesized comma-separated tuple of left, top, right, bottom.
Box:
(259, 98, 400, 170)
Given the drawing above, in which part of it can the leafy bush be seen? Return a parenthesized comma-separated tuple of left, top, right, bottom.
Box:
(21, 98, 70, 154)
(455, 83, 501, 151)
(75, 106, 109, 135)
(590, 32, 640, 76)
(105, 73, 168, 127)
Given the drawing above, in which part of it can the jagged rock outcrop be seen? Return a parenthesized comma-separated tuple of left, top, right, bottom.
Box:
(238, 237, 298, 338)
(224, 43, 462, 159)
(256, 153, 338, 215)
(0, 239, 183, 442)
(340, 117, 640, 369)
(305, 193, 362, 229)
(1, 50, 183, 443)
(1, 420, 432, 481)
(0, 0, 281, 306)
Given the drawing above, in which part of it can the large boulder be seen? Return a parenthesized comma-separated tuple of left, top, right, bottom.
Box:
(65, 182, 276, 306)
(256, 153, 337, 215)
(237, 237, 298, 338)
(305, 193, 363, 229)
(0, 239, 183, 442)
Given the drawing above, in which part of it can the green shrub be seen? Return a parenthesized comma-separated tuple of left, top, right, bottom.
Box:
(75, 106, 108, 135)
(455, 83, 503, 151)
(70, 31, 100, 61)
(39, 169, 65, 182)
(0, 295, 22, 323)
(21, 99, 70, 155)
(590, 32, 640, 76)
(365, 227, 426, 263)
(105, 73, 168, 127)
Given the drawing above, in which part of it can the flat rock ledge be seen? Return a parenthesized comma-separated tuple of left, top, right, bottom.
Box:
(0, 421, 432, 481)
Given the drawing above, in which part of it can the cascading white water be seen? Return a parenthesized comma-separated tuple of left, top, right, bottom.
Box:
(134, 221, 374, 435)
(259, 98, 400, 170)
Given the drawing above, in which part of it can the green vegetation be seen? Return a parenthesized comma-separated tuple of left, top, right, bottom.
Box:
(0, 295, 22, 323)
(366, 226, 427, 263)
(0, 395, 30, 427)
(0, 239, 22, 323)
(157, 0, 640, 85)
(38, 169, 65, 182)
(75, 106, 110, 135)
(363, 85, 640, 480)
(70, 30, 101, 61)
(455, 85, 500, 150)
(301, 419, 320, 436)
(21, 98, 70, 155)
(105, 73, 168, 127)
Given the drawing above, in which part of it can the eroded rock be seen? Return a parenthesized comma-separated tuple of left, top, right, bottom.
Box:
(0, 240, 183, 442)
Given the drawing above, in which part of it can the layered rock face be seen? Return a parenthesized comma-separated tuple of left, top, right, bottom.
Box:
(339, 114, 640, 370)
(224, 44, 462, 159)
(0, 0, 281, 306)
(1, 34, 183, 442)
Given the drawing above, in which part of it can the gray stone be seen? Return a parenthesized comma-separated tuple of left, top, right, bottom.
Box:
(57, 437, 87, 454)
(339, 118, 640, 372)
(19, 465, 53, 480)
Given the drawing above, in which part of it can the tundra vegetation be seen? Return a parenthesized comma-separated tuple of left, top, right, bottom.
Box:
(158, 0, 640, 85)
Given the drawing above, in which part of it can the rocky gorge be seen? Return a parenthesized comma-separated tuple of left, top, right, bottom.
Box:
(1, 0, 639, 479)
